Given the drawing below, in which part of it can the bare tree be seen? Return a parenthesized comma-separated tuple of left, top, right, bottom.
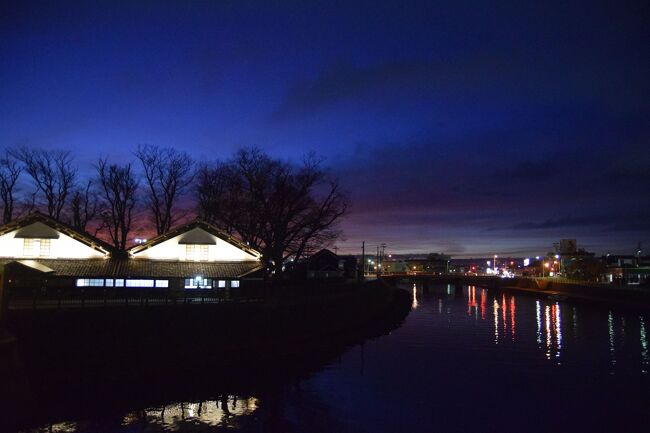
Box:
(135, 144, 195, 235)
(14, 146, 76, 220)
(96, 158, 139, 251)
(69, 179, 97, 232)
(196, 161, 243, 233)
(0, 150, 22, 223)
(197, 147, 348, 277)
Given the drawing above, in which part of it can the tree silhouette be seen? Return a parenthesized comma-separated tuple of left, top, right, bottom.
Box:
(197, 147, 348, 276)
(13, 146, 76, 220)
(96, 158, 139, 251)
(135, 144, 195, 235)
(0, 150, 22, 223)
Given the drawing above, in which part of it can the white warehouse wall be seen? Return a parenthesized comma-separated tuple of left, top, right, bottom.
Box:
(0, 223, 107, 259)
(132, 227, 259, 262)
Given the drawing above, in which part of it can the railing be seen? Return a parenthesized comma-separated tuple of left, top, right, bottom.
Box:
(7, 287, 265, 311)
(5, 282, 362, 311)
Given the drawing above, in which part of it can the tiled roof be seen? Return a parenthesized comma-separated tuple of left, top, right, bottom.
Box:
(0, 258, 265, 279)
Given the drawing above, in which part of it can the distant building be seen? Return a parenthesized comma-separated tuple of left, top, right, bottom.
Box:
(559, 239, 577, 255)
(602, 255, 650, 285)
(554, 240, 595, 274)
(288, 249, 357, 280)
(383, 253, 451, 274)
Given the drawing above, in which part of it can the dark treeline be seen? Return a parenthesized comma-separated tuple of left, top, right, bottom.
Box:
(0, 145, 347, 274)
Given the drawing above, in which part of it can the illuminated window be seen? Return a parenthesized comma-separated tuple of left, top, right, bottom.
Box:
(114, 279, 124, 287)
(22, 238, 51, 257)
(105, 279, 114, 287)
(217, 280, 226, 288)
(185, 245, 195, 261)
(125, 279, 154, 287)
(76, 279, 104, 287)
(184, 277, 212, 289)
(23, 239, 34, 256)
(185, 244, 209, 261)
(199, 245, 209, 261)
(39, 239, 50, 257)
(230, 280, 240, 288)
(155, 280, 169, 288)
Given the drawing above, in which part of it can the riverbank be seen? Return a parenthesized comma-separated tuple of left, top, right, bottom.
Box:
(499, 278, 650, 311)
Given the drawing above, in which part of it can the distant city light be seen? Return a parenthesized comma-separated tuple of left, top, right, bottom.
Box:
(523, 258, 530, 266)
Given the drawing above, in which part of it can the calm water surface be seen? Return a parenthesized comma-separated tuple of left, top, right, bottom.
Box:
(18, 284, 650, 432)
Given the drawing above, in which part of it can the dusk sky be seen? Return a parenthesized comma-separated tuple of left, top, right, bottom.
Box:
(1, 1, 648, 257)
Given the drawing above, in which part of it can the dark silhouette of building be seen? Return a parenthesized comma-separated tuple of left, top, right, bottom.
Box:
(288, 249, 358, 280)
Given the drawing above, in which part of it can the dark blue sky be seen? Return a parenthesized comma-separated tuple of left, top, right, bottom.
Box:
(1, 1, 649, 257)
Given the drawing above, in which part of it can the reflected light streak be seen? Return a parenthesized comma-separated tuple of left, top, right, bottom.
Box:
(545, 305, 551, 360)
(467, 286, 477, 316)
(480, 289, 486, 320)
(536, 301, 542, 346)
(510, 296, 516, 341)
(554, 302, 562, 360)
(640, 315, 648, 374)
(412, 284, 418, 310)
(608, 311, 616, 370)
(502, 294, 507, 335)
(493, 299, 499, 344)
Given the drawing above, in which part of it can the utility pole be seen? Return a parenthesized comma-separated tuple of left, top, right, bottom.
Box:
(376, 245, 380, 276)
(361, 241, 365, 281)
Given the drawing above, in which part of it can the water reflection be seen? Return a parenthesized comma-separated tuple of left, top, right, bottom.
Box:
(433, 286, 650, 369)
(26, 397, 259, 432)
(488, 292, 518, 344)
(122, 397, 259, 429)
(554, 303, 562, 359)
(412, 284, 418, 309)
(609, 311, 616, 371)
(641, 316, 648, 374)
(493, 299, 499, 344)
(467, 286, 477, 316)
(510, 296, 515, 341)
(536, 300, 542, 346)
(6, 284, 650, 433)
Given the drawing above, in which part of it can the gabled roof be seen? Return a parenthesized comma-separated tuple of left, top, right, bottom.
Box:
(128, 219, 261, 258)
(0, 211, 114, 256)
(307, 249, 339, 261)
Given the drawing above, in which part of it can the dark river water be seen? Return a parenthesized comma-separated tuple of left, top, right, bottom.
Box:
(8, 284, 650, 432)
